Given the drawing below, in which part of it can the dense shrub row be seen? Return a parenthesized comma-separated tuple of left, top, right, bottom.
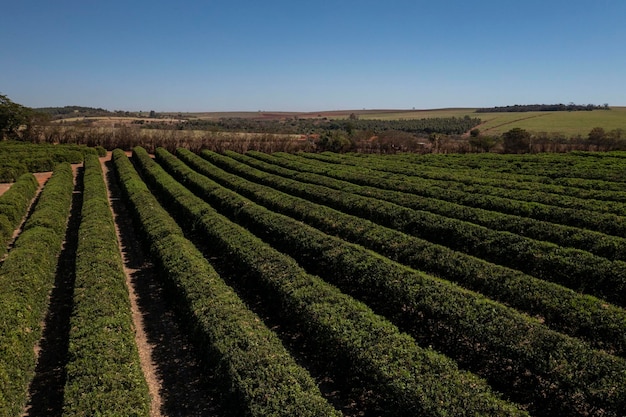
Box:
(175, 148, 626, 356)
(302, 151, 626, 202)
(62, 154, 151, 416)
(311, 151, 626, 192)
(161, 114, 481, 136)
(258, 151, 626, 237)
(0, 163, 74, 416)
(134, 146, 528, 417)
(0, 141, 100, 182)
(159, 147, 626, 417)
(0, 173, 38, 249)
(390, 151, 626, 183)
(111, 149, 341, 417)
(301, 152, 626, 216)
(403, 153, 626, 200)
(235, 151, 626, 261)
(201, 150, 626, 306)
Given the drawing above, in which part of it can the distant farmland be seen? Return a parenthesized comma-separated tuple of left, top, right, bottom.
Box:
(152, 106, 626, 137)
(22, 104, 626, 154)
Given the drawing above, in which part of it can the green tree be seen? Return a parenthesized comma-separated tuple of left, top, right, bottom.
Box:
(608, 128, 624, 140)
(469, 135, 498, 152)
(0, 94, 33, 140)
(316, 130, 354, 152)
(588, 127, 606, 145)
(502, 128, 531, 153)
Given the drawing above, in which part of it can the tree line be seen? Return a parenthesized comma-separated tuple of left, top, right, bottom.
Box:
(469, 127, 626, 153)
(476, 103, 610, 113)
(147, 115, 482, 136)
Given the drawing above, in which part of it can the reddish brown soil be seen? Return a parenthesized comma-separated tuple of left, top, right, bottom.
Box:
(0, 170, 68, 198)
(33, 172, 53, 187)
(98, 154, 163, 416)
(0, 182, 11, 196)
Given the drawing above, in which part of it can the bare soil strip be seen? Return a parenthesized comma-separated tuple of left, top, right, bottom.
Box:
(100, 155, 163, 417)
(23, 166, 84, 417)
(0, 182, 11, 196)
(101, 154, 223, 417)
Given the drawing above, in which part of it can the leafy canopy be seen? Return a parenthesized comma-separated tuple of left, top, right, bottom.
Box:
(0, 94, 33, 139)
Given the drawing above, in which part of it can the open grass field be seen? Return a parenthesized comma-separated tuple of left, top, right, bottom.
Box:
(353, 107, 626, 137)
(469, 107, 626, 136)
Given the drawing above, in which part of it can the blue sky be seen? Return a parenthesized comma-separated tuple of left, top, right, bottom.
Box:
(1, 0, 624, 111)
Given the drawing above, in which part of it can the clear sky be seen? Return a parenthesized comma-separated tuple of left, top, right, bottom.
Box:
(1, 0, 625, 112)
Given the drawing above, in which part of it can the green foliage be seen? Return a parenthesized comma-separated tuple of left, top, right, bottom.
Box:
(0, 141, 97, 181)
(204, 150, 626, 307)
(477, 103, 610, 112)
(0, 215, 12, 248)
(0, 94, 33, 140)
(586, 126, 623, 149)
(62, 154, 151, 416)
(95, 145, 107, 156)
(34, 105, 112, 118)
(315, 131, 354, 152)
(136, 147, 528, 417)
(306, 151, 626, 211)
(112, 149, 341, 417)
(191, 149, 626, 356)
(468, 134, 498, 152)
(168, 148, 626, 417)
(291, 151, 626, 245)
(502, 127, 531, 153)
(0, 173, 38, 249)
(0, 163, 73, 416)
(162, 115, 482, 136)
(589, 126, 607, 143)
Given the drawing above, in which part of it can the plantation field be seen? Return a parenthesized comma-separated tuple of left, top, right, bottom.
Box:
(3, 147, 626, 416)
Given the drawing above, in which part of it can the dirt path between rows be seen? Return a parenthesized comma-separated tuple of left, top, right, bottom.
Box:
(0, 182, 11, 196)
(99, 154, 163, 417)
(100, 153, 222, 417)
(0, 171, 70, 198)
